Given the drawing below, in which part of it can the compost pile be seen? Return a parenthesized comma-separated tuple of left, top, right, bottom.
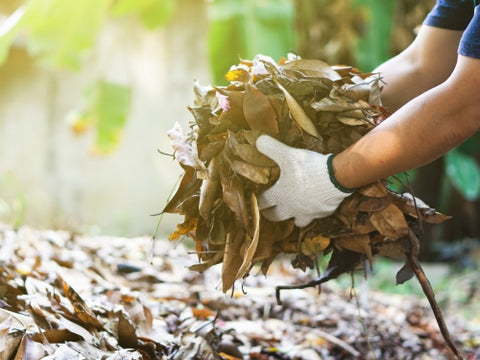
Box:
(164, 54, 450, 294)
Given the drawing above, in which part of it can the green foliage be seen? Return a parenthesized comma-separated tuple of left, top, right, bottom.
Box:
(445, 147, 480, 201)
(207, 0, 295, 84)
(0, 0, 175, 153)
(387, 169, 418, 193)
(0, 0, 111, 70)
(72, 81, 131, 154)
(0, 0, 178, 69)
(353, 0, 396, 70)
(111, 0, 177, 29)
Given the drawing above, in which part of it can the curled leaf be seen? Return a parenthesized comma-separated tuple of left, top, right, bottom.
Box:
(274, 80, 321, 139)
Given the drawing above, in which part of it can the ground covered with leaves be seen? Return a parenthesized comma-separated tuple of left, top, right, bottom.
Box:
(0, 224, 479, 359)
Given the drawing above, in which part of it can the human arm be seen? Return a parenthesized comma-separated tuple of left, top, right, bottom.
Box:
(255, 2, 480, 225)
(374, 25, 462, 112)
(333, 54, 480, 189)
(256, 55, 480, 226)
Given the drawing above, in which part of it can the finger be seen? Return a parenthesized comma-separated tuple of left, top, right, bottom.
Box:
(257, 186, 277, 211)
(255, 135, 292, 168)
(261, 205, 292, 223)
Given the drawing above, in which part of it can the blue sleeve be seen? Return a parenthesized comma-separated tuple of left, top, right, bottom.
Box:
(423, 0, 474, 30)
(459, 6, 480, 59)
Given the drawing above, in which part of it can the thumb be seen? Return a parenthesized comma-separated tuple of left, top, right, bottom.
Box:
(255, 135, 291, 167)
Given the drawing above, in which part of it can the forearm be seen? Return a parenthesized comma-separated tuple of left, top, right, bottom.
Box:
(333, 55, 480, 189)
(374, 26, 461, 112)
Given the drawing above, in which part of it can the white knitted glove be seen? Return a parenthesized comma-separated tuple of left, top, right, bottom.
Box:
(255, 135, 354, 227)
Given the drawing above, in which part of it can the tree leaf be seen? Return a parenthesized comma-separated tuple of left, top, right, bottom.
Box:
(253, 218, 294, 264)
(243, 83, 279, 136)
(163, 168, 201, 215)
(357, 195, 391, 212)
(301, 234, 330, 256)
(231, 160, 271, 184)
(232, 143, 277, 167)
(24, 0, 111, 69)
(61, 278, 104, 330)
(138, 0, 177, 29)
(390, 192, 451, 224)
(275, 79, 320, 138)
(222, 229, 245, 292)
(396, 261, 414, 285)
(220, 169, 250, 230)
(369, 203, 409, 240)
(168, 216, 198, 241)
(207, 0, 295, 84)
(445, 148, 480, 201)
(235, 192, 261, 280)
(83, 81, 131, 154)
(336, 234, 372, 267)
(199, 155, 222, 220)
(280, 58, 342, 81)
(112, 0, 177, 29)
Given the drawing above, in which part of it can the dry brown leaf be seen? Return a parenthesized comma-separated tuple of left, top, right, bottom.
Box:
(199, 155, 222, 220)
(377, 240, 407, 259)
(275, 79, 321, 139)
(390, 192, 451, 224)
(357, 196, 392, 212)
(220, 170, 250, 230)
(222, 229, 245, 292)
(231, 160, 271, 184)
(369, 203, 409, 240)
(243, 83, 279, 137)
(61, 279, 104, 330)
(235, 193, 261, 281)
(358, 181, 388, 197)
(352, 213, 377, 234)
(301, 234, 330, 255)
(280, 59, 342, 81)
(163, 167, 200, 215)
(335, 234, 372, 266)
(232, 143, 277, 167)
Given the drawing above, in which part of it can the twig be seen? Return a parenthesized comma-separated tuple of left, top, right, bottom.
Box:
(406, 229, 463, 360)
(300, 325, 361, 358)
(353, 288, 377, 360)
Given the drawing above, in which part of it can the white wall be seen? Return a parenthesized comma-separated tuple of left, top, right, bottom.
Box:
(0, 0, 211, 237)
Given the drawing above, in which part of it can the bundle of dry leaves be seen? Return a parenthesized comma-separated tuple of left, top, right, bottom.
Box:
(164, 54, 449, 293)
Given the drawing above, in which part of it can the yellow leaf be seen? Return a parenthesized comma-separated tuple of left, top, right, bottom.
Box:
(168, 217, 198, 241)
(301, 234, 330, 255)
(225, 68, 250, 83)
(69, 114, 93, 135)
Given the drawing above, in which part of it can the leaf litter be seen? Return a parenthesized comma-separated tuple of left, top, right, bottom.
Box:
(163, 53, 471, 357)
(0, 225, 479, 359)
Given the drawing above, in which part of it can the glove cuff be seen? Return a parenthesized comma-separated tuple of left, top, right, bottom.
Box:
(326, 154, 356, 194)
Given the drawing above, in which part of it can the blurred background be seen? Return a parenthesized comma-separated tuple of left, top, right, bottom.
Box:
(1, 0, 479, 261)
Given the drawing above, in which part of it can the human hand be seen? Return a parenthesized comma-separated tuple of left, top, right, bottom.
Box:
(255, 135, 354, 227)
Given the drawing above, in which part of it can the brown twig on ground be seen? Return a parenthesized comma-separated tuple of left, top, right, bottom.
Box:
(406, 229, 464, 360)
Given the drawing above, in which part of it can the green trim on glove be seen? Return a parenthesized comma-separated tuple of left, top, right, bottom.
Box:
(327, 154, 356, 194)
